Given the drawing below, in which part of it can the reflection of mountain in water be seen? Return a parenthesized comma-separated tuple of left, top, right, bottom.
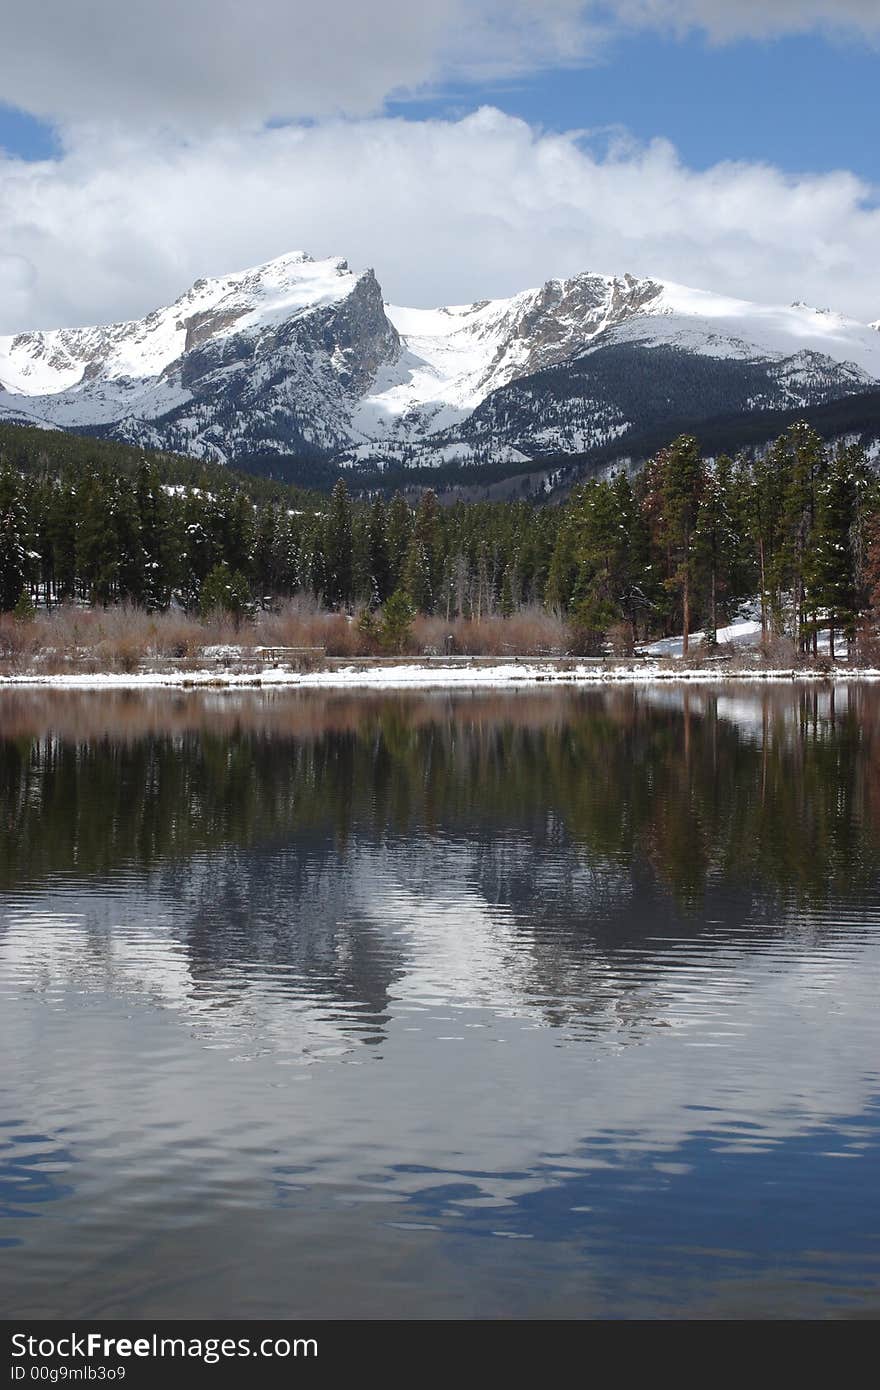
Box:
(1, 837, 635, 1062)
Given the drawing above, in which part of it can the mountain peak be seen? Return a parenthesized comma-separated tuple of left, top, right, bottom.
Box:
(175, 249, 357, 306)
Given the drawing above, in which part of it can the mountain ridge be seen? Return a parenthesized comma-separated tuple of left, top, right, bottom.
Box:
(3, 251, 880, 487)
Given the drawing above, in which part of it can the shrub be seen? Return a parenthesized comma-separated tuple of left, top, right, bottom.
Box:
(199, 565, 254, 624)
(567, 623, 606, 657)
(95, 636, 143, 673)
(380, 590, 416, 653)
(607, 621, 635, 658)
(760, 632, 798, 667)
(0, 613, 39, 669)
(854, 624, 880, 668)
(410, 607, 567, 657)
(13, 589, 36, 624)
(356, 607, 380, 652)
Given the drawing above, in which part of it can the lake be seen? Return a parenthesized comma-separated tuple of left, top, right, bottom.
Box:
(1, 683, 880, 1319)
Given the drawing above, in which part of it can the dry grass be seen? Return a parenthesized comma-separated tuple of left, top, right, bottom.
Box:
(259, 598, 370, 657)
(0, 599, 858, 676)
(1, 605, 211, 674)
(215, 599, 568, 660)
(0, 614, 42, 672)
(0, 599, 382, 672)
(407, 607, 569, 657)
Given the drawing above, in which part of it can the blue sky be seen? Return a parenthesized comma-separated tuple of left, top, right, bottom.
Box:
(0, 106, 58, 162)
(390, 30, 879, 184)
(0, 1, 879, 329)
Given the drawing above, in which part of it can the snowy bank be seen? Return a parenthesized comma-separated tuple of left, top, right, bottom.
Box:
(2, 660, 880, 691)
(644, 620, 763, 658)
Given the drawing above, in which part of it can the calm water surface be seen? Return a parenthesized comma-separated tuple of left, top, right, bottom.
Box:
(2, 683, 880, 1318)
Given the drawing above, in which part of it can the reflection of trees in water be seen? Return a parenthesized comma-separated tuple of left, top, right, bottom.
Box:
(2, 683, 879, 908)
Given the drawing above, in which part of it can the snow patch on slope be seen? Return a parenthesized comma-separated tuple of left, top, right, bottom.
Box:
(603, 282, 880, 377)
(0, 402, 59, 430)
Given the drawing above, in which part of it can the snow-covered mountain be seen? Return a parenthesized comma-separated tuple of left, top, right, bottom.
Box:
(0, 252, 400, 461)
(2, 250, 880, 479)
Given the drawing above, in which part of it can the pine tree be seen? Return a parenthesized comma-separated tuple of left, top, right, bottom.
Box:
(500, 559, 518, 617)
(777, 423, 824, 652)
(657, 435, 705, 656)
(136, 462, 175, 610)
(46, 475, 78, 603)
(811, 444, 870, 657)
(227, 490, 255, 578)
(621, 469, 660, 642)
(253, 503, 281, 602)
(304, 517, 328, 603)
(0, 465, 27, 611)
(13, 587, 35, 623)
(115, 475, 145, 604)
(76, 466, 119, 604)
(179, 491, 213, 611)
(474, 540, 493, 620)
(282, 511, 301, 596)
(402, 536, 433, 613)
(199, 563, 253, 623)
(743, 442, 786, 640)
(351, 509, 372, 604)
(380, 588, 415, 653)
(324, 479, 354, 608)
(386, 493, 412, 594)
(412, 490, 443, 605)
(570, 478, 628, 648)
(694, 462, 738, 647)
(367, 496, 392, 605)
(545, 506, 580, 613)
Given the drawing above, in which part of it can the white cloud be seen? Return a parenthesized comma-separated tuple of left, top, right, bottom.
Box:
(0, 2, 595, 130)
(1, 111, 878, 333)
(0, 2, 876, 135)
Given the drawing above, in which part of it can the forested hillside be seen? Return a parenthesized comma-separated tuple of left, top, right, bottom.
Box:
(2, 419, 879, 658)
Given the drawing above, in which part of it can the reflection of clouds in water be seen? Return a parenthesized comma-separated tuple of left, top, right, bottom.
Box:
(364, 839, 634, 1021)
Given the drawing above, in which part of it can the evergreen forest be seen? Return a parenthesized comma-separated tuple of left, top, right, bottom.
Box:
(2, 419, 879, 657)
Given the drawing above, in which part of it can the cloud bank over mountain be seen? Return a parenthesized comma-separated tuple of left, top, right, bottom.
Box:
(1, 111, 879, 334)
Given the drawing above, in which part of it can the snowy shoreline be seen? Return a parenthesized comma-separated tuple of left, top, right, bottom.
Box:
(2, 661, 880, 691)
